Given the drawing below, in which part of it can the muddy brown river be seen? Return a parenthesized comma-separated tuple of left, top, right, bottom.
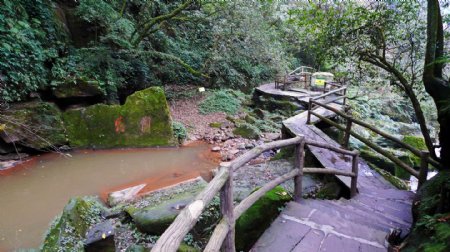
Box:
(0, 143, 218, 251)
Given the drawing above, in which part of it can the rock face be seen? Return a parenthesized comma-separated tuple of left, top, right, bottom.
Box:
(63, 87, 175, 148)
(42, 197, 106, 251)
(0, 101, 66, 150)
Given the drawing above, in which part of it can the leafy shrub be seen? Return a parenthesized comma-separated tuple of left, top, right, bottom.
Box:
(198, 90, 243, 115)
(172, 121, 187, 144)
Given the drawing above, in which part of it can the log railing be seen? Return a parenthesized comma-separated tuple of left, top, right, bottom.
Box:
(306, 99, 439, 188)
(151, 135, 359, 252)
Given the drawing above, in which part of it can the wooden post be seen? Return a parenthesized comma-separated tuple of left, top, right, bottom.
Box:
(307, 98, 312, 124)
(350, 153, 359, 198)
(220, 164, 235, 252)
(294, 139, 305, 202)
(418, 151, 429, 189)
(342, 119, 352, 149)
(343, 88, 347, 105)
(323, 82, 327, 93)
(342, 107, 352, 149)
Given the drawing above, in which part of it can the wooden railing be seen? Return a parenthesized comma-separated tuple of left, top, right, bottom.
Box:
(151, 135, 359, 252)
(306, 98, 439, 188)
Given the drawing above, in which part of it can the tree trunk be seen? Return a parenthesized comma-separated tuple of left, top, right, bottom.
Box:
(424, 0, 450, 169)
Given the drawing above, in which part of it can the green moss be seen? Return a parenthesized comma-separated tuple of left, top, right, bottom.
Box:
(209, 122, 222, 128)
(63, 87, 175, 148)
(235, 186, 291, 251)
(233, 123, 261, 139)
(178, 243, 200, 252)
(403, 135, 427, 150)
(42, 197, 105, 251)
(371, 165, 408, 190)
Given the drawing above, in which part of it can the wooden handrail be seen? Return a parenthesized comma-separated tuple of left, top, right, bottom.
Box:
(152, 167, 230, 251)
(309, 110, 420, 178)
(152, 134, 359, 251)
(309, 100, 440, 168)
(312, 86, 347, 101)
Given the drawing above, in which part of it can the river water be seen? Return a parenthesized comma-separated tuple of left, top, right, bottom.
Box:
(0, 143, 218, 251)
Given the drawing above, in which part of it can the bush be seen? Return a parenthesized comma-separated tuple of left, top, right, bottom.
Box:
(172, 121, 187, 144)
(198, 90, 244, 115)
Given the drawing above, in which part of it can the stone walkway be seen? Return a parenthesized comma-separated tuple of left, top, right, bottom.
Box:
(252, 95, 414, 251)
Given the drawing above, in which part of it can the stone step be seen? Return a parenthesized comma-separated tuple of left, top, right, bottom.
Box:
(301, 199, 408, 233)
(252, 201, 389, 251)
(281, 202, 388, 246)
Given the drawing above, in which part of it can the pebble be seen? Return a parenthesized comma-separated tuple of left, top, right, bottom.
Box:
(211, 146, 221, 152)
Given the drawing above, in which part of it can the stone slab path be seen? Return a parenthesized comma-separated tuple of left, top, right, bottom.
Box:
(252, 100, 414, 251)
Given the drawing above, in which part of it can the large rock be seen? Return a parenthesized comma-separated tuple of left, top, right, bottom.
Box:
(42, 197, 106, 251)
(63, 87, 176, 148)
(0, 101, 66, 150)
(125, 177, 207, 235)
(84, 220, 115, 252)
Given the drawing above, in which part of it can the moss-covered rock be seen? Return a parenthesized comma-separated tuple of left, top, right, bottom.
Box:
(235, 186, 291, 251)
(52, 78, 104, 99)
(63, 87, 175, 148)
(42, 197, 106, 251)
(0, 101, 66, 150)
(126, 194, 195, 235)
(233, 123, 261, 139)
(403, 171, 450, 252)
(403, 135, 427, 150)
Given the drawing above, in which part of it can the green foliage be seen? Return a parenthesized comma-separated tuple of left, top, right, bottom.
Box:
(198, 90, 243, 115)
(403, 171, 450, 252)
(403, 135, 427, 151)
(172, 121, 187, 144)
(0, 0, 65, 102)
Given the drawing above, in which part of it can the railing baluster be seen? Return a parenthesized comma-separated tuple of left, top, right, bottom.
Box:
(307, 98, 312, 124)
(418, 151, 429, 189)
(294, 138, 305, 202)
(220, 164, 235, 252)
(350, 153, 359, 198)
(342, 108, 352, 149)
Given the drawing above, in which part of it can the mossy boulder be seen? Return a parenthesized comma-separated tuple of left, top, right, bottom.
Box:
(235, 186, 291, 251)
(233, 123, 261, 140)
(403, 171, 450, 252)
(0, 101, 66, 150)
(42, 197, 106, 251)
(63, 87, 176, 148)
(125, 193, 196, 235)
(403, 135, 427, 150)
